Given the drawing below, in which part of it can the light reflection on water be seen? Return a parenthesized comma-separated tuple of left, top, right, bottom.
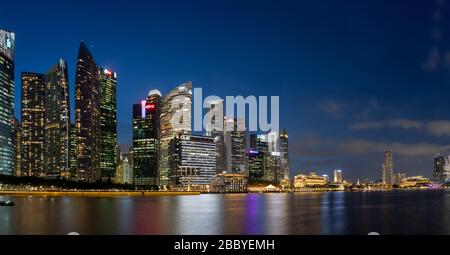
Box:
(0, 190, 449, 235)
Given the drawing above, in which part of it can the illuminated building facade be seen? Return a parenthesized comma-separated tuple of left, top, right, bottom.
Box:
(279, 130, 289, 180)
(0, 30, 15, 175)
(12, 117, 21, 176)
(433, 153, 446, 183)
(44, 59, 71, 177)
(247, 149, 264, 182)
(294, 173, 327, 188)
(169, 134, 217, 188)
(69, 124, 77, 178)
(160, 82, 192, 185)
(210, 173, 248, 193)
(99, 68, 118, 179)
(205, 99, 225, 173)
(224, 118, 247, 174)
(21, 72, 46, 177)
(132, 90, 161, 187)
(334, 169, 343, 183)
(75, 42, 101, 182)
(382, 150, 394, 185)
(115, 153, 133, 184)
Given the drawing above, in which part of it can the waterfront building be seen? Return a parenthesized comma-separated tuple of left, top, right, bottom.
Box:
(265, 152, 283, 184)
(21, 72, 46, 177)
(0, 30, 15, 175)
(268, 131, 279, 153)
(382, 150, 394, 185)
(247, 149, 265, 182)
(160, 82, 192, 186)
(224, 117, 247, 175)
(210, 173, 248, 193)
(99, 68, 118, 180)
(294, 173, 328, 188)
(132, 90, 161, 187)
(168, 134, 217, 189)
(394, 173, 406, 185)
(334, 169, 343, 183)
(75, 42, 101, 182)
(250, 134, 269, 153)
(12, 117, 21, 176)
(44, 59, 71, 177)
(399, 176, 431, 188)
(322, 174, 330, 183)
(433, 153, 446, 183)
(279, 130, 290, 180)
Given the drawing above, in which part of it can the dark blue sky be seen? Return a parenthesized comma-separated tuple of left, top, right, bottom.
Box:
(2, 0, 450, 181)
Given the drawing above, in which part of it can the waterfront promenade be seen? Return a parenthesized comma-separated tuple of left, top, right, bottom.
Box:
(0, 191, 200, 197)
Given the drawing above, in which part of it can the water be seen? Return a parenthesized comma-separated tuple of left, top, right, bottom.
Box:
(1, 190, 449, 235)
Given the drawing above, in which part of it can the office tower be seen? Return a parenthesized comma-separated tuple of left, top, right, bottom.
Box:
(75, 42, 101, 182)
(168, 134, 217, 188)
(115, 153, 133, 184)
(382, 150, 394, 185)
(160, 82, 192, 185)
(268, 131, 280, 153)
(0, 30, 15, 175)
(21, 72, 46, 177)
(265, 152, 283, 183)
(334, 169, 343, 183)
(205, 99, 225, 173)
(69, 124, 77, 178)
(45, 59, 71, 177)
(250, 134, 269, 153)
(247, 149, 264, 182)
(12, 117, 21, 176)
(132, 90, 161, 187)
(279, 130, 290, 180)
(433, 153, 446, 183)
(322, 174, 330, 183)
(224, 118, 247, 174)
(99, 68, 118, 179)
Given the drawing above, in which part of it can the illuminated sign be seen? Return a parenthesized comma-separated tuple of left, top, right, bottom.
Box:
(6, 38, 11, 49)
(141, 100, 146, 118)
(146, 104, 155, 110)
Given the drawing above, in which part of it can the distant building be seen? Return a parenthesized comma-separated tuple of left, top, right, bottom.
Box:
(21, 72, 46, 177)
(205, 99, 225, 173)
(160, 82, 192, 186)
(99, 68, 118, 180)
(322, 174, 330, 183)
(224, 118, 247, 175)
(75, 42, 101, 182)
(210, 173, 248, 193)
(400, 176, 431, 188)
(334, 169, 343, 183)
(69, 124, 77, 178)
(132, 90, 161, 187)
(115, 154, 133, 184)
(45, 59, 71, 178)
(12, 117, 21, 176)
(382, 150, 394, 185)
(265, 152, 283, 184)
(294, 173, 328, 188)
(394, 173, 406, 185)
(247, 149, 265, 182)
(169, 134, 217, 188)
(279, 130, 290, 181)
(433, 153, 447, 183)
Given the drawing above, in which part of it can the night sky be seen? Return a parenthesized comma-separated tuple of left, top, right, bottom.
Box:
(2, 0, 450, 181)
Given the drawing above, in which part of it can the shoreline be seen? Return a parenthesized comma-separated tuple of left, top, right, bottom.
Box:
(0, 191, 201, 197)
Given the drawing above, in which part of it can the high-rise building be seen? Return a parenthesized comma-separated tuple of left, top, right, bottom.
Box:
(250, 134, 269, 154)
(265, 152, 283, 183)
(433, 153, 446, 183)
(279, 130, 290, 180)
(394, 172, 406, 185)
(21, 72, 46, 177)
(205, 99, 225, 174)
(69, 124, 77, 178)
(224, 118, 247, 174)
(75, 42, 101, 182)
(160, 82, 192, 186)
(0, 30, 15, 175)
(168, 134, 217, 188)
(334, 169, 343, 183)
(12, 117, 21, 176)
(382, 150, 394, 185)
(247, 149, 264, 182)
(99, 68, 118, 180)
(132, 90, 161, 187)
(115, 153, 133, 184)
(45, 59, 71, 177)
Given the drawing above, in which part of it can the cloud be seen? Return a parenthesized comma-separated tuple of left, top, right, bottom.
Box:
(388, 119, 423, 130)
(421, 47, 441, 72)
(318, 100, 346, 115)
(426, 120, 450, 136)
(350, 121, 386, 130)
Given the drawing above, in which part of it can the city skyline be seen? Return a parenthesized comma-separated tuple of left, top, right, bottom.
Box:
(1, 0, 450, 180)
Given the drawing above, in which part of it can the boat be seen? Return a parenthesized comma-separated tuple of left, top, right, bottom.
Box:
(0, 201, 15, 206)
